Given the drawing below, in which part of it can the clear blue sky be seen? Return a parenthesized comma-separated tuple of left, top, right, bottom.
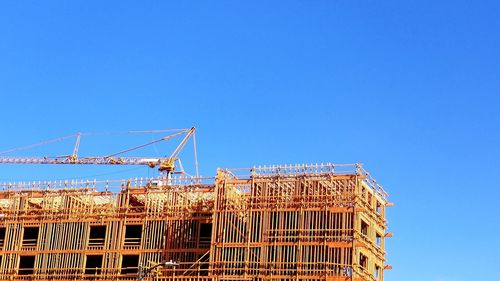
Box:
(0, 1, 499, 280)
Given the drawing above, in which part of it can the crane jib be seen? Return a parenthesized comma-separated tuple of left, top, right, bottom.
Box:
(0, 156, 168, 167)
(0, 127, 198, 176)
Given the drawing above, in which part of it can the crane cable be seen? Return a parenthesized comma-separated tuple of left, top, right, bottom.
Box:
(103, 129, 190, 158)
(0, 129, 190, 158)
(0, 134, 78, 156)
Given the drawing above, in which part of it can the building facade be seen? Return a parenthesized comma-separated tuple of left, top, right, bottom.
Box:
(0, 163, 390, 281)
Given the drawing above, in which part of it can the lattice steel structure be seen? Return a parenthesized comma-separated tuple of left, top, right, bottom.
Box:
(0, 163, 390, 281)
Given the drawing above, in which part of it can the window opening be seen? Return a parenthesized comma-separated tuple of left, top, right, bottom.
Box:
(376, 233, 382, 248)
(124, 225, 142, 246)
(19, 256, 36, 275)
(0, 227, 5, 248)
(360, 220, 369, 237)
(359, 253, 368, 269)
(375, 264, 381, 280)
(121, 255, 139, 275)
(89, 226, 106, 246)
(23, 227, 39, 247)
(85, 255, 103, 275)
(199, 223, 212, 247)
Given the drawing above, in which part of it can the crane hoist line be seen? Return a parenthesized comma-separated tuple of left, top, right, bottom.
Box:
(0, 127, 198, 177)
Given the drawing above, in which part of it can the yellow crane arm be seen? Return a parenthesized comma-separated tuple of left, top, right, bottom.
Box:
(0, 127, 198, 175)
(0, 155, 167, 168)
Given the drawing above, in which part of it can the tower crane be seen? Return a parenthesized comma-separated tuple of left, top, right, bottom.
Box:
(0, 127, 198, 178)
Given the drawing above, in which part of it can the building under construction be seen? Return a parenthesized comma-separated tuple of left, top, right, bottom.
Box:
(0, 129, 391, 281)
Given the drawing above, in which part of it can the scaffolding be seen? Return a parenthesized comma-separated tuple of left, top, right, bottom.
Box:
(0, 163, 390, 281)
(211, 164, 389, 281)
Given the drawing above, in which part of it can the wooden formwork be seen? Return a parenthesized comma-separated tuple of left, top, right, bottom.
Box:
(0, 178, 215, 280)
(0, 163, 389, 281)
(210, 164, 389, 281)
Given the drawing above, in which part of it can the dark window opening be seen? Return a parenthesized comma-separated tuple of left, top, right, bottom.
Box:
(19, 255, 35, 275)
(375, 264, 381, 280)
(199, 223, 212, 246)
(85, 255, 103, 275)
(359, 253, 368, 269)
(89, 226, 106, 246)
(376, 201, 382, 215)
(0, 227, 5, 247)
(23, 227, 39, 247)
(121, 255, 139, 275)
(376, 233, 382, 248)
(124, 225, 142, 246)
(360, 220, 369, 237)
